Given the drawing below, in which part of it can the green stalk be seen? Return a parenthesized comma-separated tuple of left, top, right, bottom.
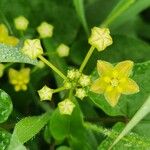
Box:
(38, 55, 67, 80)
(79, 46, 95, 73)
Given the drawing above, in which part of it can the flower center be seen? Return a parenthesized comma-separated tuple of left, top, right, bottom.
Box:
(110, 79, 119, 87)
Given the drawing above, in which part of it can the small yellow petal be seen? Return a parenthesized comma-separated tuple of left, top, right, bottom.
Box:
(14, 85, 21, 92)
(114, 60, 134, 77)
(122, 78, 139, 95)
(5, 36, 19, 46)
(104, 89, 121, 107)
(91, 78, 106, 94)
(0, 24, 9, 36)
(97, 60, 113, 76)
(21, 85, 27, 91)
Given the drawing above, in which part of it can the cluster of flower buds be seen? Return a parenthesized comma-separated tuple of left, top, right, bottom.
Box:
(66, 69, 91, 100)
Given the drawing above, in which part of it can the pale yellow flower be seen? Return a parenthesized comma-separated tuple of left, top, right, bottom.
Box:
(88, 27, 113, 51)
(75, 88, 86, 100)
(91, 60, 139, 107)
(14, 16, 29, 31)
(38, 85, 53, 101)
(37, 22, 54, 38)
(0, 24, 19, 46)
(21, 39, 43, 59)
(58, 99, 75, 115)
(56, 43, 70, 57)
(8, 68, 30, 92)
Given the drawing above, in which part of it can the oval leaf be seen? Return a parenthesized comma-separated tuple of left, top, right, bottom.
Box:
(0, 89, 13, 123)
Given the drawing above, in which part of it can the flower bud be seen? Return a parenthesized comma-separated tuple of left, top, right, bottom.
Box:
(38, 85, 53, 101)
(75, 88, 86, 100)
(88, 27, 113, 51)
(79, 74, 91, 87)
(14, 16, 29, 31)
(56, 43, 70, 57)
(37, 22, 54, 38)
(22, 39, 43, 59)
(58, 99, 75, 115)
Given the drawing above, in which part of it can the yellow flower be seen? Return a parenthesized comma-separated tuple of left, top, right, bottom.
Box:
(21, 39, 43, 59)
(91, 60, 139, 107)
(37, 22, 54, 38)
(38, 85, 53, 101)
(58, 99, 75, 115)
(0, 24, 19, 46)
(56, 43, 70, 57)
(88, 27, 113, 51)
(0, 64, 5, 78)
(14, 16, 29, 31)
(8, 68, 30, 92)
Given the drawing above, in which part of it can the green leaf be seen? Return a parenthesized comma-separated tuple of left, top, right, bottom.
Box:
(110, 0, 150, 29)
(0, 44, 37, 65)
(50, 101, 97, 150)
(50, 105, 84, 141)
(98, 122, 150, 150)
(101, 0, 135, 27)
(0, 128, 11, 150)
(73, 0, 89, 35)
(109, 96, 150, 149)
(0, 89, 13, 123)
(8, 112, 51, 149)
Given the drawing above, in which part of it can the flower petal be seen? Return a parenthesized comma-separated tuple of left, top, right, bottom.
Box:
(114, 60, 134, 77)
(122, 78, 139, 95)
(91, 78, 106, 94)
(97, 60, 113, 76)
(104, 89, 121, 107)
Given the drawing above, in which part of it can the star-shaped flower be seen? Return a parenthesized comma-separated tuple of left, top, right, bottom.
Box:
(21, 39, 43, 59)
(91, 60, 139, 107)
(58, 99, 75, 115)
(56, 43, 70, 57)
(88, 27, 113, 51)
(38, 85, 53, 101)
(37, 22, 54, 38)
(14, 16, 29, 31)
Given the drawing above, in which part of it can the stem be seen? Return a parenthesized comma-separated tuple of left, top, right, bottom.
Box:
(38, 55, 67, 80)
(79, 46, 95, 73)
(53, 86, 67, 93)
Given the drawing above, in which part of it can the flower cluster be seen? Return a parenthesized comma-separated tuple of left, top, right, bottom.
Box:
(18, 21, 139, 116)
(66, 69, 91, 100)
(0, 24, 19, 46)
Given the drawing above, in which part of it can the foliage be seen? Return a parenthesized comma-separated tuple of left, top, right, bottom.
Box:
(0, 0, 150, 149)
